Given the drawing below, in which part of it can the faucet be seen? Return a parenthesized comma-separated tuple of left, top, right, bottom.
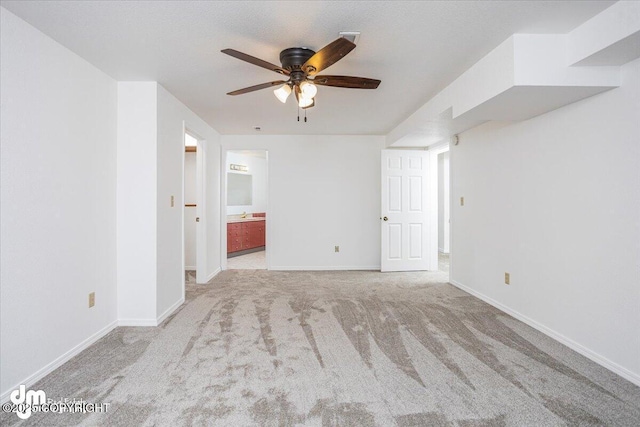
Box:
(240, 211, 247, 219)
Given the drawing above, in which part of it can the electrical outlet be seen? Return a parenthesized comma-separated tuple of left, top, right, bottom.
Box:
(504, 273, 510, 285)
(89, 292, 95, 308)
(170, 195, 175, 207)
(335, 246, 340, 253)
(460, 196, 465, 206)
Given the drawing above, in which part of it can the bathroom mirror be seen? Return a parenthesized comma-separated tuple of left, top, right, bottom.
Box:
(227, 173, 252, 206)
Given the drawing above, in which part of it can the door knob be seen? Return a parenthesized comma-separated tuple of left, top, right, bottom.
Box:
(383, 216, 388, 221)
(196, 217, 200, 222)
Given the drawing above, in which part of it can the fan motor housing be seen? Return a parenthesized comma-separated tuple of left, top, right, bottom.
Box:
(280, 47, 315, 71)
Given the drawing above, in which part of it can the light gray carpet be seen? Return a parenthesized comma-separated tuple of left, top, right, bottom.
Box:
(439, 252, 450, 273)
(185, 269, 196, 284)
(3, 269, 639, 426)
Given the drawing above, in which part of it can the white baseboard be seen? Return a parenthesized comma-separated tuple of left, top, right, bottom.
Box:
(269, 266, 380, 271)
(1, 320, 118, 403)
(117, 318, 157, 327)
(204, 267, 221, 283)
(449, 279, 640, 387)
(156, 297, 185, 325)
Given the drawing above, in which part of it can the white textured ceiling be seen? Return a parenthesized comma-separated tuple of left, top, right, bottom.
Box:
(1, 1, 614, 135)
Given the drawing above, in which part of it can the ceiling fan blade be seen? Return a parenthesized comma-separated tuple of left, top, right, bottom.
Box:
(227, 80, 287, 96)
(302, 38, 356, 75)
(221, 49, 290, 75)
(313, 75, 381, 89)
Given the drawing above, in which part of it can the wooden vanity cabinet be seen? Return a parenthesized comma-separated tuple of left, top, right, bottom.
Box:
(227, 220, 265, 254)
(227, 223, 242, 253)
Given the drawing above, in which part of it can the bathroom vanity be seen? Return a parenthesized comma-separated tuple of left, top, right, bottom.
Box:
(227, 218, 265, 254)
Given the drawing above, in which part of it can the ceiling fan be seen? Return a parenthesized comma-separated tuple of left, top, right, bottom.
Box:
(221, 37, 381, 117)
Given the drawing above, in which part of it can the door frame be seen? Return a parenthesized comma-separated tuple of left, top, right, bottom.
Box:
(220, 148, 270, 270)
(182, 124, 206, 289)
(429, 142, 450, 274)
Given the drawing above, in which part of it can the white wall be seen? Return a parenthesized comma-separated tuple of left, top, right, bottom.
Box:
(117, 83, 221, 320)
(156, 86, 184, 315)
(205, 136, 222, 281)
(184, 152, 197, 269)
(156, 85, 221, 304)
(451, 58, 640, 384)
(226, 151, 268, 215)
(222, 135, 385, 270)
(438, 152, 450, 253)
(1, 8, 117, 398)
(117, 82, 158, 324)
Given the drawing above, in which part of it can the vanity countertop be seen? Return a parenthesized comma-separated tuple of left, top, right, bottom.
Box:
(227, 217, 266, 223)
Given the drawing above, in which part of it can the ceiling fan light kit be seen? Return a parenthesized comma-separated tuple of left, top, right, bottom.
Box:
(299, 81, 318, 99)
(222, 37, 381, 122)
(273, 84, 291, 103)
(298, 96, 314, 109)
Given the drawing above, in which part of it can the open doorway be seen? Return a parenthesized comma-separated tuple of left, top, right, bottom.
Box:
(225, 150, 268, 269)
(184, 133, 199, 284)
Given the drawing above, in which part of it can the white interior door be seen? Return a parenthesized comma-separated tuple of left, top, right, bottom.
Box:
(381, 149, 433, 272)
